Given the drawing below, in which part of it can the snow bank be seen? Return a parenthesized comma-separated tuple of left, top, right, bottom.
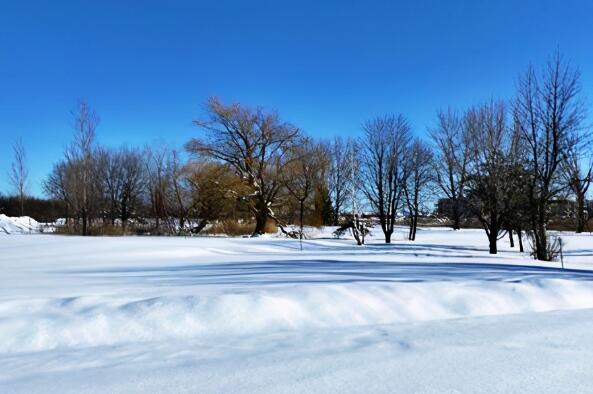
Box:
(0, 214, 39, 234)
(3, 278, 593, 353)
(2, 231, 593, 354)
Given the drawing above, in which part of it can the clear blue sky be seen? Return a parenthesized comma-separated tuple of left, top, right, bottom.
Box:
(1, 0, 592, 196)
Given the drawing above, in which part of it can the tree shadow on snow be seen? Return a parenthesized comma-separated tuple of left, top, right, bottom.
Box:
(60, 259, 593, 288)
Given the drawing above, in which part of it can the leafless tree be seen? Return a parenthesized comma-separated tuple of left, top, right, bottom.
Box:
(144, 145, 171, 233)
(282, 138, 325, 244)
(428, 108, 470, 229)
(186, 97, 300, 236)
(514, 52, 586, 260)
(44, 161, 74, 228)
(361, 114, 411, 243)
(465, 101, 519, 254)
(70, 100, 99, 235)
(44, 100, 99, 235)
(118, 147, 145, 230)
(168, 149, 193, 232)
(327, 136, 353, 225)
(96, 146, 145, 230)
(8, 138, 28, 216)
(96, 147, 124, 225)
(563, 137, 592, 233)
(333, 139, 368, 245)
(403, 138, 433, 241)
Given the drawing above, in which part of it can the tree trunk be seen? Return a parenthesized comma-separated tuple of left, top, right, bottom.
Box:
(299, 200, 305, 239)
(508, 229, 514, 248)
(487, 213, 498, 254)
(385, 230, 392, 244)
(488, 232, 498, 254)
(576, 196, 585, 233)
(533, 221, 548, 260)
(82, 214, 88, 236)
(452, 201, 461, 230)
(252, 211, 268, 236)
(517, 228, 524, 253)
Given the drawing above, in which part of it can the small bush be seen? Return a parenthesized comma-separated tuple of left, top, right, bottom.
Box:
(527, 232, 562, 261)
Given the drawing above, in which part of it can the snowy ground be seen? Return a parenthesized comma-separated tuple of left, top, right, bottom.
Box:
(2, 227, 593, 393)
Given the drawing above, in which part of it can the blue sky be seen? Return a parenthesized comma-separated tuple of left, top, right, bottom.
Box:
(1, 0, 592, 196)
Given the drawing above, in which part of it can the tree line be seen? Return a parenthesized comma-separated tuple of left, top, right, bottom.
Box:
(3, 52, 591, 261)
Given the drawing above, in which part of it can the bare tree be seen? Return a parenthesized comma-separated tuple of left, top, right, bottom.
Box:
(563, 140, 592, 233)
(429, 108, 470, 229)
(44, 100, 99, 235)
(282, 138, 325, 245)
(334, 139, 368, 245)
(327, 136, 352, 225)
(44, 161, 74, 229)
(96, 147, 124, 225)
(168, 149, 192, 232)
(403, 138, 433, 241)
(118, 147, 145, 230)
(465, 101, 518, 254)
(144, 145, 171, 233)
(9, 138, 28, 216)
(361, 114, 411, 243)
(186, 97, 300, 236)
(96, 146, 145, 231)
(70, 100, 99, 235)
(514, 52, 586, 260)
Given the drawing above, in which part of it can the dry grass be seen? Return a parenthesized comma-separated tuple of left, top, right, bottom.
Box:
(202, 220, 254, 236)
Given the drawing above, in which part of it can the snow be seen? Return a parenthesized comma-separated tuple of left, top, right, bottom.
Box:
(0, 214, 40, 234)
(2, 228, 593, 392)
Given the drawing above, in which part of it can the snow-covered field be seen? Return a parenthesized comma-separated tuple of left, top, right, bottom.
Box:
(2, 227, 593, 393)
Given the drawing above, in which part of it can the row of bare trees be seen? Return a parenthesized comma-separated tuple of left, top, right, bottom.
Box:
(186, 99, 438, 243)
(41, 101, 241, 235)
(429, 52, 591, 260)
(4, 52, 590, 261)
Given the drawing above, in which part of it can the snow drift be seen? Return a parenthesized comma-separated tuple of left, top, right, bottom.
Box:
(0, 214, 39, 234)
(3, 278, 593, 353)
(2, 231, 593, 353)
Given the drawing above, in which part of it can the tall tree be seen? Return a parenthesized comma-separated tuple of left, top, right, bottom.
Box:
(429, 108, 470, 230)
(117, 147, 146, 231)
(186, 98, 300, 236)
(361, 114, 411, 243)
(465, 101, 519, 254)
(327, 136, 352, 225)
(96, 146, 145, 230)
(562, 134, 592, 233)
(282, 139, 325, 245)
(403, 138, 433, 241)
(168, 149, 192, 232)
(144, 145, 171, 233)
(8, 138, 28, 216)
(514, 52, 586, 260)
(44, 100, 99, 235)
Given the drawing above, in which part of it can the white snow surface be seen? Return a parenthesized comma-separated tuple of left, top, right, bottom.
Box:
(2, 227, 593, 393)
(0, 214, 40, 234)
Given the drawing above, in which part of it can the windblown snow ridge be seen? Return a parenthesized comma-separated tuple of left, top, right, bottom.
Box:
(3, 278, 593, 353)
